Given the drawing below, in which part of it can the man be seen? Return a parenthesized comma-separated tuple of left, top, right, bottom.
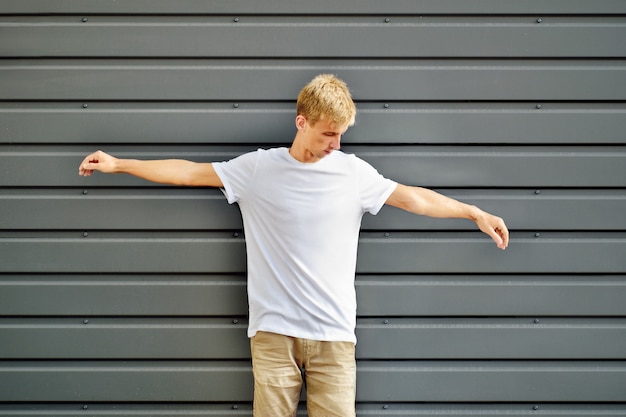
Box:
(79, 74, 508, 417)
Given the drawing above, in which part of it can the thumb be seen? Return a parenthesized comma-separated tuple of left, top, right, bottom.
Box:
(79, 152, 106, 175)
(490, 229, 504, 247)
(82, 160, 102, 172)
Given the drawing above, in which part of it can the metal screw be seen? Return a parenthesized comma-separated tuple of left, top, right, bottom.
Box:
(232, 319, 239, 324)
(534, 319, 540, 324)
(384, 232, 390, 237)
(233, 103, 239, 108)
(82, 18, 88, 23)
(233, 232, 239, 237)
(232, 405, 239, 410)
(383, 404, 389, 409)
(233, 17, 239, 22)
(383, 319, 389, 324)
(536, 104, 542, 109)
(536, 18, 543, 23)
(383, 103, 389, 108)
(384, 18, 390, 23)
(534, 190, 541, 195)
(535, 233, 541, 238)
(82, 190, 88, 195)
(82, 104, 88, 109)
(533, 405, 539, 410)
(83, 319, 89, 324)
(83, 232, 89, 237)
(82, 405, 88, 410)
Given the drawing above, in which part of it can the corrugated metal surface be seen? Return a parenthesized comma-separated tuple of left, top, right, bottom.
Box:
(1, 1, 625, 415)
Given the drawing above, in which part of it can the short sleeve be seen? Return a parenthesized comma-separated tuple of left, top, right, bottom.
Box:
(212, 151, 259, 204)
(353, 156, 397, 215)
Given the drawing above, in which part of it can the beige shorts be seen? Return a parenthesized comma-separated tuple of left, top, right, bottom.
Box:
(250, 331, 356, 417)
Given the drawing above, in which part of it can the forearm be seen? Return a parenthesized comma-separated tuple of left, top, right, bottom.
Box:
(114, 158, 199, 186)
(417, 187, 482, 220)
(386, 184, 509, 249)
(390, 184, 481, 220)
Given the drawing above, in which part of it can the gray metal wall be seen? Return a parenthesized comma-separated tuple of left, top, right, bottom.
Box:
(1, 1, 625, 415)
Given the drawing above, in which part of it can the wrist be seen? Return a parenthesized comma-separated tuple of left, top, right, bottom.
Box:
(111, 157, 127, 174)
(467, 205, 483, 222)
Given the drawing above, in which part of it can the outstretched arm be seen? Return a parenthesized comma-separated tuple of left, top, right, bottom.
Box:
(78, 150, 223, 187)
(385, 184, 509, 250)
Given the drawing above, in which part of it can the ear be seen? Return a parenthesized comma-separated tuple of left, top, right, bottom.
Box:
(295, 114, 307, 131)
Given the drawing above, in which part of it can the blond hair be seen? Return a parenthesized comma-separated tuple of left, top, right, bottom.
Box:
(296, 74, 356, 127)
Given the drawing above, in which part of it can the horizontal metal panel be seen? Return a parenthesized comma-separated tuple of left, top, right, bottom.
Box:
(0, 234, 248, 273)
(3, 103, 626, 145)
(0, 275, 249, 316)
(1, 360, 624, 402)
(3, 146, 625, 188)
(0, 404, 256, 417)
(356, 404, 626, 417)
(3, 17, 624, 58)
(0, 190, 242, 231)
(2, 318, 624, 360)
(4, 0, 626, 14)
(0, 233, 624, 274)
(357, 146, 626, 188)
(2, 189, 625, 231)
(356, 275, 626, 316)
(356, 232, 626, 274)
(1, 404, 626, 417)
(2, 274, 625, 317)
(2, 60, 625, 101)
(0, 361, 253, 402)
(356, 361, 626, 402)
(355, 318, 626, 359)
(0, 318, 249, 359)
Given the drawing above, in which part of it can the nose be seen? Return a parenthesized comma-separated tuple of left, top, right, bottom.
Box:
(330, 137, 341, 150)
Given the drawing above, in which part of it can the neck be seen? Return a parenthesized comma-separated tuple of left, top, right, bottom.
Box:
(288, 137, 320, 163)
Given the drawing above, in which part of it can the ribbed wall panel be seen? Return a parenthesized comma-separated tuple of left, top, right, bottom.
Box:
(4, 0, 626, 14)
(2, 103, 626, 145)
(0, 1, 624, 415)
(2, 60, 625, 101)
(3, 16, 625, 58)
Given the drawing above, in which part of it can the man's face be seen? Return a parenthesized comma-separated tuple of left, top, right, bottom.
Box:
(299, 117, 349, 161)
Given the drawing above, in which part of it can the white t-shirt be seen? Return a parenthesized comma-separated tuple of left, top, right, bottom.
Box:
(213, 147, 397, 343)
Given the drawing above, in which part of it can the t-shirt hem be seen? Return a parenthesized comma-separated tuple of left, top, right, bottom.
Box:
(248, 326, 357, 344)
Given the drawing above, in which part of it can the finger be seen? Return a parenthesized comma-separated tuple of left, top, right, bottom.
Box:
(500, 228, 509, 249)
(496, 220, 510, 249)
(494, 225, 509, 250)
(78, 161, 89, 176)
(79, 158, 100, 176)
(81, 163, 99, 174)
(81, 155, 103, 170)
(78, 153, 97, 174)
(489, 228, 504, 248)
